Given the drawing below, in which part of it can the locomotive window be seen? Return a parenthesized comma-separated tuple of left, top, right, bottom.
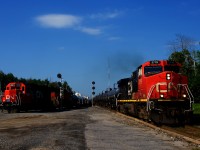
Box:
(11, 86, 16, 90)
(16, 83, 21, 89)
(164, 66, 180, 73)
(144, 66, 162, 76)
(16, 86, 20, 90)
(10, 84, 15, 89)
(138, 66, 142, 77)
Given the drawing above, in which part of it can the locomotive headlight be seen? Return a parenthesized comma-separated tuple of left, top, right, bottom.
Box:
(160, 94, 164, 98)
(183, 94, 187, 98)
(166, 73, 171, 80)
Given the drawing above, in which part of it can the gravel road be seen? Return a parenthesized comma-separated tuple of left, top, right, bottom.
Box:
(0, 107, 198, 150)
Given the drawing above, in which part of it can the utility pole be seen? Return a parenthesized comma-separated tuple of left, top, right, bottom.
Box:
(107, 57, 111, 89)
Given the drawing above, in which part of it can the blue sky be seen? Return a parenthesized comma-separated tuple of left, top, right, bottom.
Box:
(0, 0, 200, 97)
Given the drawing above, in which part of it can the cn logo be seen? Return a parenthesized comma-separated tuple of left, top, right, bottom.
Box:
(6, 95, 15, 100)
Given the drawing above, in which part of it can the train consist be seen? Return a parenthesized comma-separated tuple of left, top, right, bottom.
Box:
(94, 60, 194, 125)
(0, 82, 90, 113)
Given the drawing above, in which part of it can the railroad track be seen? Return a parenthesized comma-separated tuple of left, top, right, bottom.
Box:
(161, 125, 200, 141)
(119, 113, 200, 145)
(100, 106, 200, 146)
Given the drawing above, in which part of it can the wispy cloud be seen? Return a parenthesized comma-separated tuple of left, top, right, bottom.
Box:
(35, 13, 103, 36)
(90, 10, 123, 20)
(58, 46, 65, 51)
(189, 9, 200, 16)
(78, 27, 102, 35)
(35, 14, 81, 28)
(34, 11, 123, 38)
(180, 2, 187, 7)
(107, 36, 121, 41)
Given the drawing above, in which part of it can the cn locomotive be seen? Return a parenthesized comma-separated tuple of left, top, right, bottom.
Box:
(1, 82, 79, 113)
(94, 60, 194, 125)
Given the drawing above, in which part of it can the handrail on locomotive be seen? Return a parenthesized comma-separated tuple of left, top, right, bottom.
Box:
(146, 83, 194, 112)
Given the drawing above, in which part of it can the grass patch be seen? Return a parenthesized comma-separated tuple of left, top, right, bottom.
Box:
(193, 103, 200, 114)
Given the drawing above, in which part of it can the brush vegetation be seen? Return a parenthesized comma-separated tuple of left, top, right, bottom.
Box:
(193, 103, 200, 114)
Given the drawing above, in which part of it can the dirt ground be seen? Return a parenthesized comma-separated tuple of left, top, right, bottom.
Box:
(0, 109, 89, 150)
(0, 107, 199, 150)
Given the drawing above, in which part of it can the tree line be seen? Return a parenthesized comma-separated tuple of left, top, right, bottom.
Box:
(0, 71, 73, 94)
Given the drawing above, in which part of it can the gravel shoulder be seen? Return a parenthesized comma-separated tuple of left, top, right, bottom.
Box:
(85, 107, 198, 150)
(0, 107, 199, 150)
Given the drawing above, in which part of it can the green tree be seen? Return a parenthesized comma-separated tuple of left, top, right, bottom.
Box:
(63, 81, 72, 93)
(0, 71, 5, 92)
(168, 34, 200, 102)
(6, 73, 17, 82)
(0, 70, 74, 98)
(168, 34, 196, 76)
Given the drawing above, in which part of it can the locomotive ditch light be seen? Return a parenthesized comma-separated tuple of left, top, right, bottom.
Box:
(166, 73, 171, 80)
(160, 94, 164, 98)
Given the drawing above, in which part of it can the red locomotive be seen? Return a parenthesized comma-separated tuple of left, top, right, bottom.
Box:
(1, 82, 73, 113)
(94, 60, 194, 125)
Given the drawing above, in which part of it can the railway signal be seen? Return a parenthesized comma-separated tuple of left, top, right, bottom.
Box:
(92, 81, 95, 106)
(57, 73, 63, 109)
(57, 73, 62, 79)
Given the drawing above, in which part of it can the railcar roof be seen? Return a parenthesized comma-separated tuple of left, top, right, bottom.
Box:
(117, 78, 130, 85)
(143, 60, 181, 67)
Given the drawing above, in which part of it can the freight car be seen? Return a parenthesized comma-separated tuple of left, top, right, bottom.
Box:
(1, 82, 74, 113)
(94, 60, 194, 125)
(74, 92, 91, 107)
